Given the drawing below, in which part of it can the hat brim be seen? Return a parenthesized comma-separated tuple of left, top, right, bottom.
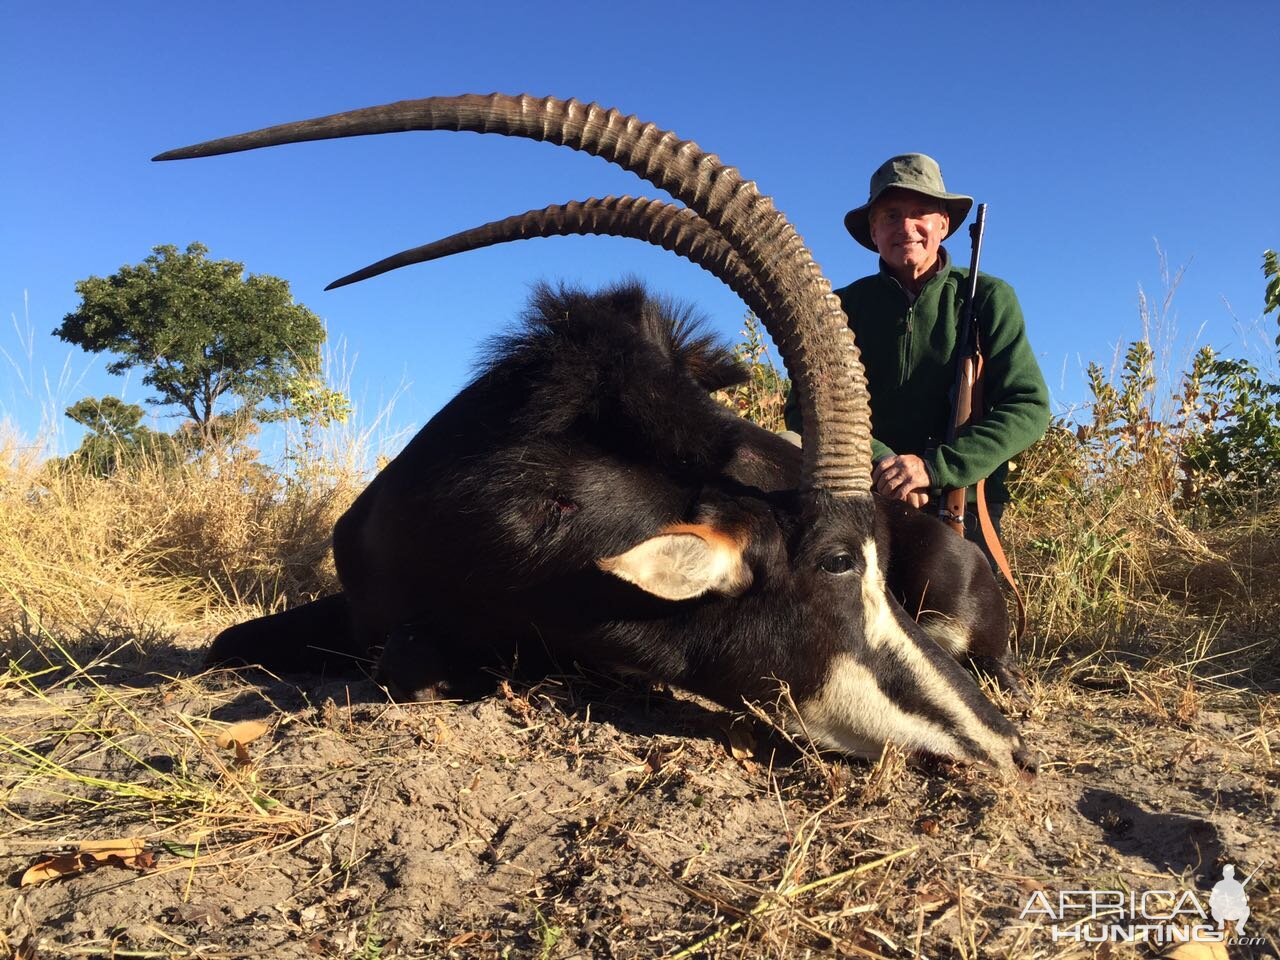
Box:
(843, 192, 973, 251)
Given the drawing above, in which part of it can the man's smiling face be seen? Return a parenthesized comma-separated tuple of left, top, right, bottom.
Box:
(868, 188, 950, 282)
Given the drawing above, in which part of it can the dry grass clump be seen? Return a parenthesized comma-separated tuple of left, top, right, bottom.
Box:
(1165, 501, 1280, 628)
(1006, 422, 1280, 683)
(1004, 426, 1193, 649)
(0, 426, 364, 654)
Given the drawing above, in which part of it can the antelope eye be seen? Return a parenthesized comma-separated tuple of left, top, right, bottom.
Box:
(819, 553, 856, 575)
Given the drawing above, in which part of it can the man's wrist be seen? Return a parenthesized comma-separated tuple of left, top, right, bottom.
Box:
(922, 453, 941, 493)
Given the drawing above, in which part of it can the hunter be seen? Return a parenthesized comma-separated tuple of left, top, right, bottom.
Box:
(787, 153, 1050, 556)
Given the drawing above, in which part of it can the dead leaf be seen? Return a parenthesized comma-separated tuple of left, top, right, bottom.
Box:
(725, 718, 756, 761)
(79, 839, 145, 859)
(20, 839, 153, 887)
(644, 747, 675, 774)
(20, 854, 83, 887)
(433, 715, 453, 747)
(499, 681, 534, 720)
(215, 720, 269, 750)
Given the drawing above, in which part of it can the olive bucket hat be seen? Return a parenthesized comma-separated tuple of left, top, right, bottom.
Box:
(843, 153, 973, 251)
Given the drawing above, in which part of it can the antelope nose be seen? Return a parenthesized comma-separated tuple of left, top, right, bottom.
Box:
(1013, 742, 1038, 777)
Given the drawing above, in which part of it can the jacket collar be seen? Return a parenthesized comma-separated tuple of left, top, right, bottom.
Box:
(876, 246, 955, 303)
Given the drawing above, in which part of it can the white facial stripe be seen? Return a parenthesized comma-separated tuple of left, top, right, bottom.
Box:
(852, 539, 1016, 766)
(906, 583, 974, 658)
(919, 617, 972, 657)
(859, 539, 899, 651)
(798, 653, 965, 760)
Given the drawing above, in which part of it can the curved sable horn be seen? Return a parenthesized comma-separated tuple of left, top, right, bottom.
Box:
(327, 196, 769, 314)
(155, 94, 872, 495)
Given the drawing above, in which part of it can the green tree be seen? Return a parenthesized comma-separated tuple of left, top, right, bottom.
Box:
(1180, 351, 1280, 512)
(58, 395, 180, 477)
(55, 243, 340, 434)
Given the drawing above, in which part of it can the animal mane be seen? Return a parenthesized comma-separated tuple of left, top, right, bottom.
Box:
(475, 280, 749, 477)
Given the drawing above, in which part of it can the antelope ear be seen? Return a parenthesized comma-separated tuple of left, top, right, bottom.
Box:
(597, 524, 752, 600)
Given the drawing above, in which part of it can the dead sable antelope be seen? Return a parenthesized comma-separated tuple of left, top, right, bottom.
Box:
(326, 195, 1025, 696)
(157, 94, 1031, 771)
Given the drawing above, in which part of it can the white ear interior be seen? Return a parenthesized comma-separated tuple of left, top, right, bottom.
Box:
(598, 528, 751, 600)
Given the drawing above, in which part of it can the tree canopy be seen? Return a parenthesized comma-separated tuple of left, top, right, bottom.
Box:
(55, 243, 332, 431)
(58, 395, 180, 477)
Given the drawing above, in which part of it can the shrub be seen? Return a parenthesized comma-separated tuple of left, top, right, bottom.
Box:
(714, 312, 790, 432)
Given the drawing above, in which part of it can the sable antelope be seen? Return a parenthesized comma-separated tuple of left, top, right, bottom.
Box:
(157, 94, 1031, 770)
(326, 195, 1024, 692)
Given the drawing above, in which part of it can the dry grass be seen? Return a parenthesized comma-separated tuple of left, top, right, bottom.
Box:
(2, 656, 343, 862)
(1005, 425, 1280, 688)
(0, 426, 364, 661)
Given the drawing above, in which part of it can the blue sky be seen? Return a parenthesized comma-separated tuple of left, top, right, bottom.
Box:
(3, 2, 1277, 458)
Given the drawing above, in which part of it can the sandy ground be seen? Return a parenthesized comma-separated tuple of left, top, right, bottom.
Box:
(2, 641, 1277, 959)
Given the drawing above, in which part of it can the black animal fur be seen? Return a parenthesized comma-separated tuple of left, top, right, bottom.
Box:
(209, 282, 1022, 743)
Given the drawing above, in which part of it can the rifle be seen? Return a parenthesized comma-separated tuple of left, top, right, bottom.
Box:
(939, 203, 987, 535)
(938, 204, 1027, 643)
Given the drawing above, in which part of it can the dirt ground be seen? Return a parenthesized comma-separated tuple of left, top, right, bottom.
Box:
(2, 639, 1277, 959)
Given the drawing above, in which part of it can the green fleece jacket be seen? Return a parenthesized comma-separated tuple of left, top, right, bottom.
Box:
(786, 249, 1050, 503)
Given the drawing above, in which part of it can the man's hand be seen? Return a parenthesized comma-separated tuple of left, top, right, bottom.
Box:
(873, 454, 931, 508)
